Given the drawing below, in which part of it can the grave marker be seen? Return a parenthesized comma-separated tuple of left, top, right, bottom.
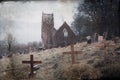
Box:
(96, 41, 116, 59)
(103, 32, 108, 40)
(93, 33, 99, 42)
(22, 55, 42, 79)
(63, 44, 82, 64)
(98, 36, 104, 43)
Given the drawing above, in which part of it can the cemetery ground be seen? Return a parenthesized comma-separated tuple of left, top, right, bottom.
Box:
(0, 41, 120, 80)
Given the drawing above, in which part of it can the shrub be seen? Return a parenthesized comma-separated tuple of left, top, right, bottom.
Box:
(3, 56, 29, 80)
(62, 64, 101, 80)
(100, 63, 120, 79)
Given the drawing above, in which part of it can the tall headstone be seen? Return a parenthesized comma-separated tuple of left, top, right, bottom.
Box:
(98, 36, 104, 43)
(93, 33, 99, 42)
(103, 32, 108, 40)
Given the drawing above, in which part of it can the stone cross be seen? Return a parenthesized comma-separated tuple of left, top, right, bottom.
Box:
(63, 44, 82, 64)
(22, 55, 42, 78)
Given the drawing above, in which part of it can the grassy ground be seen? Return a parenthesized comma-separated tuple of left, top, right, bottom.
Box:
(0, 41, 120, 80)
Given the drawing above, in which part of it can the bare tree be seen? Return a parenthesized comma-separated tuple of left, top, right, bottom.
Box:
(6, 33, 16, 56)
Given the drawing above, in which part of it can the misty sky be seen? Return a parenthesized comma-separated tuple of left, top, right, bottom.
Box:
(0, 0, 83, 44)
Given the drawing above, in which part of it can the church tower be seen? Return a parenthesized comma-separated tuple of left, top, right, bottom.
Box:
(41, 13, 56, 49)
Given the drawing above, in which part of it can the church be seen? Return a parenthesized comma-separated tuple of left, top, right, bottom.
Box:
(41, 13, 77, 49)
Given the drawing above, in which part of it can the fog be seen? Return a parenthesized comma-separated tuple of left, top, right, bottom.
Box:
(0, 0, 82, 44)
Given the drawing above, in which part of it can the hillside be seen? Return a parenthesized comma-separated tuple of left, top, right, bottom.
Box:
(0, 41, 120, 80)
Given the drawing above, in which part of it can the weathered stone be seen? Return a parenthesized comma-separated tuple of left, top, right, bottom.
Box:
(41, 13, 76, 48)
(41, 13, 56, 49)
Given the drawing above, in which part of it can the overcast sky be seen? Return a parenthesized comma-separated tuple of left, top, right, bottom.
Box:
(0, 0, 83, 44)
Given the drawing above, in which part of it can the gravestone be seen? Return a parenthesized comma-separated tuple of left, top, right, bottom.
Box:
(86, 36, 92, 44)
(98, 36, 104, 43)
(103, 32, 108, 40)
(93, 33, 99, 42)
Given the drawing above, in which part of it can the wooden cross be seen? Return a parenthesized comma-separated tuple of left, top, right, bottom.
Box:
(63, 44, 82, 64)
(96, 41, 116, 59)
(22, 55, 42, 78)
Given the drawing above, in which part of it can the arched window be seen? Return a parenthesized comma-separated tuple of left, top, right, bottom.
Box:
(63, 28, 68, 37)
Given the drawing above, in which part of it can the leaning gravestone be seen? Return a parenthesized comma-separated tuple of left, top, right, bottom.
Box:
(103, 32, 108, 40)
(93, 33, 99, 42)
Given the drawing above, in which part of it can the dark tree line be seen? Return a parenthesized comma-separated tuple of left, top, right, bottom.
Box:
(72, 0, 120, 39)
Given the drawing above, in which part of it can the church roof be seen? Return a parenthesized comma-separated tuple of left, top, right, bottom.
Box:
(54, 21, 76, 47)
(56, 21, 75, 35)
